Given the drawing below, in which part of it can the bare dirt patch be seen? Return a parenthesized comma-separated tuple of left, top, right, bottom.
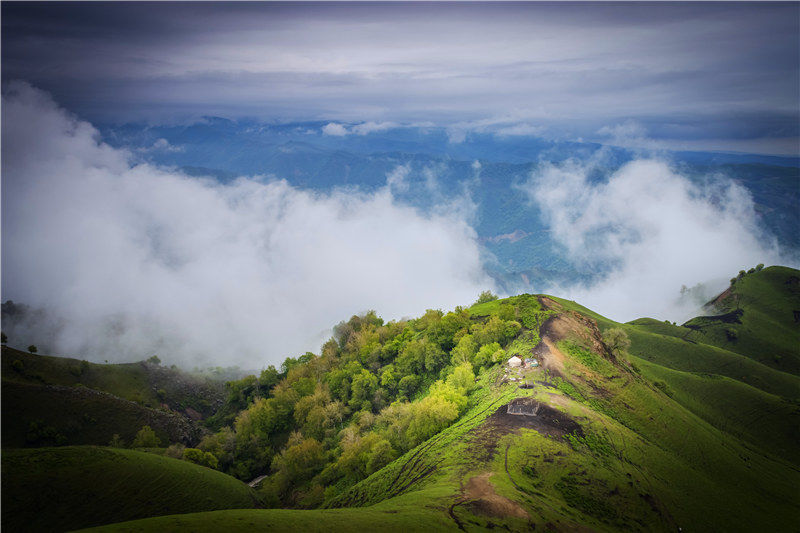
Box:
(467, 397, 584, 462)
(543, 312, 608, 357)
(461, 472, 530, 519)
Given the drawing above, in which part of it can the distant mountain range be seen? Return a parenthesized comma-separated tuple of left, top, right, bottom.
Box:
(100, 120, 800, 292)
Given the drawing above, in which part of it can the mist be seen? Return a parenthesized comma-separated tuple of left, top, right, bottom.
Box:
(1, 83, 491, 368)
(524, 157, 784, 323)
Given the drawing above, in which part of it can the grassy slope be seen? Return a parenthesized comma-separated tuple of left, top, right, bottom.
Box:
(648, 266, 799, 375)
(636, 359, 800, 463)
(1, 446, 260, 532)
(89, 356, 799, 532)
(1, 346, 226, 447)
(2, 347, 156, 403)
(326, 343, 798, 531)
(31, 271, 800, 531)
(1, 380, 204, 447)
(80, 504, 454, 533)
(549, 293, 800, 466)
(1, 346, 224, 414)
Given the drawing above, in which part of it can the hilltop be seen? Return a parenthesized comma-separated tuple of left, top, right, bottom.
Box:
(4, 266, 799, 532)
(1, 347, 226, 447)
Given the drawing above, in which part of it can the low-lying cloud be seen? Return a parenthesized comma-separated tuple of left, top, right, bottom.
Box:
(1, 83, 491, 368)
(321, 121, 397, 136)
(524, 157, 783, 322)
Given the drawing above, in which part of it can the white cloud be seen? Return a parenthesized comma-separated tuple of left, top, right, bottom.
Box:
(137, 137, 184, 153)
(1, 83, 491, 368)
(385, 164, 411, 193)
(321, 122, 348, 136)
(523, 158, 784, 322)
(494, 123, 546, 137)
(445, 116, 550, 143)
(350, 121, 397, 135)
(322, 121, 397, 136)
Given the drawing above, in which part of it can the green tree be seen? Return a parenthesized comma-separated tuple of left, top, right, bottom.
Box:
(27, 345, 37, 354)
(491, 347, 507, 364)
(450, 334, 477, 365)
(474, 342, 501, 368)
(446, 362, 475, 393)
(259, 365, 280, 392)
(349, 369, 378, 411)
(380, 364, 398, 393)
(147, 355, 161, 365)
(397, 375, 420, 399)
(475, 290, 498, 305)
(108, 434, 126, 448)
(183, 447, 219, 469)
(602, 328, 631, 356)
(405, 394, 460, 446)
(1, 331, 7, 344)
(272, 437, 326, 483)
(472, 316, 516, 346)
(396, 338, 437, 375)
(131, 425, 161, 448)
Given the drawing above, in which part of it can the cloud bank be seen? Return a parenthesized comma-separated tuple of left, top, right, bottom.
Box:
(524, 158, 783, 322)
(322, 121, 397, 136)
(3, 3, 797, 154)
(1, 83, 491, 368)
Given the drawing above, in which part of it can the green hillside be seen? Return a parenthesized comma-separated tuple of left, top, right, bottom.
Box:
(1, 346, 229, 448)
(1, 380, 205, 448)
(7, 267, 800, 532)
(1, 446, 261, 532)
(1, 346, 225, 416)
(657, 266, 798, 375)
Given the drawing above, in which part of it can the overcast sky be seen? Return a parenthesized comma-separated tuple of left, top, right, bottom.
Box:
(3, 2, 799, 154)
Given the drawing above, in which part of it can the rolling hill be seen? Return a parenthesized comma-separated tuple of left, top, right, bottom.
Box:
(1, 347, 225, 447)
(5, 266, 799, 532)
(1, 446, 261, 532)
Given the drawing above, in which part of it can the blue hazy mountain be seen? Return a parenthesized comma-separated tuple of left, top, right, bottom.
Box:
(99, 120, 800, 292)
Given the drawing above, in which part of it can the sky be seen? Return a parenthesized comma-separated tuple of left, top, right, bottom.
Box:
(2, 2, 799, 155)
(1, 2, 797, 368)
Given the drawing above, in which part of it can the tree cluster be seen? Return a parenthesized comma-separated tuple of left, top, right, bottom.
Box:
(196, 295, 546, 508)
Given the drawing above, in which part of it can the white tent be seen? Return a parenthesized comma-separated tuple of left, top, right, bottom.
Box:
(507, 355, 522, 368)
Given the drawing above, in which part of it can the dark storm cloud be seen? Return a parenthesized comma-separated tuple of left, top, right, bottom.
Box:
(2, 2, 798, 153)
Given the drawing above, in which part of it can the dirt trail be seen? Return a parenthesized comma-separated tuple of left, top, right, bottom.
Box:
(247, 474, 268, 488)
(451, 472, 529, 521)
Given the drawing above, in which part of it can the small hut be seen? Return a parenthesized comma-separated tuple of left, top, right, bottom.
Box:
(507, 355, 522, 368)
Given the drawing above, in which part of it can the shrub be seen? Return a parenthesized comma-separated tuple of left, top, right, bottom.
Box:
(147, 355, 161, 365)
(26, 420, 66, 446)
(183, 447, 219, 469)
(131, 425, 161, 448)
(653, 380, 672, 397)
(11, 359, 23, 372)
(474, 342, 500, 369)
(27, 345, 37, 354)
(475, 290, 498, 305)
(397, 375, 420, 398)
(602, 328, 630, 356)
(165, 443, 186, 458)
(108, 434, 126, 448)
(446, 362, 475, 393)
